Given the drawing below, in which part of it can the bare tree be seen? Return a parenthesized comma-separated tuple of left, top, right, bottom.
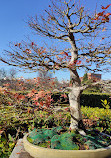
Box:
(1, 0, 111, 133)
(37, 68, 52, 90)
(0, 68, 8, 87)
(38, 68, 52, 80)
(0, 68, 7, 79)
(9, 68, 17, 79)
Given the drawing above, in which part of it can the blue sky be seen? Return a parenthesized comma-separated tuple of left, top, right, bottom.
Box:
(0, 0, 111, 81)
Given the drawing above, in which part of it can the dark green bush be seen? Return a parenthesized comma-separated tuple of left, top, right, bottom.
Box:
(80, 94, 111, 108)
(52, 92, 111, 108)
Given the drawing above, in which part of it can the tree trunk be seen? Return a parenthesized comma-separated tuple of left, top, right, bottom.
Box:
(69, 70, 85, 133)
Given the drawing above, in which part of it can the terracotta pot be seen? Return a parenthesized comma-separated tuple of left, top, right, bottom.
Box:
(23, 133, 111, 158)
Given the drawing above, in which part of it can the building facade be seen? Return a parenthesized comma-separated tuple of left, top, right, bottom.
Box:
(87, 73, 101, 81)
(80, 73, 101, 82)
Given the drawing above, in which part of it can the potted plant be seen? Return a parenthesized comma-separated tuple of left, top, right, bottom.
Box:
(23, 126, 111, 158)
(1, 0, 111, 157)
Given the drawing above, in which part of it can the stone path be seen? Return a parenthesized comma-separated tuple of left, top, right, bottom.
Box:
(9, 139, 33, 158)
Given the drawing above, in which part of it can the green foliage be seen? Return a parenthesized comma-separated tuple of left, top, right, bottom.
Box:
(80, 93, 111, 108)
(101, 99, 110, 109)
(81, 104, 111, 134)
(83, 84, 102, 93)
(34, 111, 70, 128)
(52, 92, 111, 108)
(82, 73, 88, 84)
(0, 134, 15, 158)
(0, 105, 111, 156)
(0, 87, 111, 156)
(27, 137, 33, 143)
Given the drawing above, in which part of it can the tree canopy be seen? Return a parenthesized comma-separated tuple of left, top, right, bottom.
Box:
(1, 0, 111, 75)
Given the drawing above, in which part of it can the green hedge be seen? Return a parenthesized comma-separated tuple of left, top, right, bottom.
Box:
(80, 94, 111, 108)
(52, 93, 111, 108)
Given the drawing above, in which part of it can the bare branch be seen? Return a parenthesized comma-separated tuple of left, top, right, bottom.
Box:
(81, 80, 111, 91)
(0, 0, 111, 75)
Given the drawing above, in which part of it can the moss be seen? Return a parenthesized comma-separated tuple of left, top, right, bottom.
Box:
(39, 141, 50, 148)
(27, 137, 33, 143)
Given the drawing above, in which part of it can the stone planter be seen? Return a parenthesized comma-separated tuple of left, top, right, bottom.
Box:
(23, 133, 111, 158)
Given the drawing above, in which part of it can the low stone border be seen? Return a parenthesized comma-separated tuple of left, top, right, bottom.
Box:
(9, 139, 33, 158)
